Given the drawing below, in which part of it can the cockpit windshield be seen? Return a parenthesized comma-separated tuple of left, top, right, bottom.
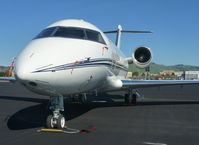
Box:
(54, 27, 85, 39)
(34, 26, 106, 44)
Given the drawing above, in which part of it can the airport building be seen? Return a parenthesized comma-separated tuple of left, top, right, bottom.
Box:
(159, 70, 183, 76)
(185, 71, 199, 80)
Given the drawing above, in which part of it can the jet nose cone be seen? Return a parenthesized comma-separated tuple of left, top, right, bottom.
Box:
(14, 59, 32, 82)
(15, 63, 38, 87)
(15, 69, 29, 82)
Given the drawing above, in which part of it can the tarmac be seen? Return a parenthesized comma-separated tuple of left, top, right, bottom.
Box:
(0, 81, 199, 145)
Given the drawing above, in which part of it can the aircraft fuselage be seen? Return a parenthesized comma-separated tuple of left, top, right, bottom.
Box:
(14, 19, 128, 96)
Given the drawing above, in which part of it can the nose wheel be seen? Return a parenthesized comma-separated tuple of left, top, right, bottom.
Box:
(46, 95, 66, 129)
(46, 114, 66, 129)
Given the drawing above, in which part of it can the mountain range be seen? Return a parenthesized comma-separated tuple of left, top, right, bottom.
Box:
(129, 63, 199, 74)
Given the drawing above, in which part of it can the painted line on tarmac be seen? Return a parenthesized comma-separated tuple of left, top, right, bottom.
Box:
(143, 142, 167, 145)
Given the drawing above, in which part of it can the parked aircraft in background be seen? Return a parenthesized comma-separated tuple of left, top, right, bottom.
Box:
(1, 19, 199, 129)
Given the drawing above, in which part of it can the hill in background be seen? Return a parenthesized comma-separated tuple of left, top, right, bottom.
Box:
(128, 63, 199, 74)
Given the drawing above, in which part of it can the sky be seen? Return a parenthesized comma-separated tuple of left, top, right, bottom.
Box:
(0, 0, 199, 66)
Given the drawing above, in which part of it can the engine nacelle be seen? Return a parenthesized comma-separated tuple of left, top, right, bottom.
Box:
(132, 46, 152, 69)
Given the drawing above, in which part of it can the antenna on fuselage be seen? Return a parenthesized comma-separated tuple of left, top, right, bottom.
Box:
(104, 26, 152, 49)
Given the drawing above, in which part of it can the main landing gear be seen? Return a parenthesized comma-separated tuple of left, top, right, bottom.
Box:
(46, 95, 66, 129)
(78, 93, 87, 104)
(71, 93, 87, 104)
(124, 89, 143, 105)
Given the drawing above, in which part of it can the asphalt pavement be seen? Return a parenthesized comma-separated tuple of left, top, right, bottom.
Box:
(0, 82, 199, 145)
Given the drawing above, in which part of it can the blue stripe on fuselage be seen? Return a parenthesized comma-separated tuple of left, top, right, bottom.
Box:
(32, 58, 128, 73)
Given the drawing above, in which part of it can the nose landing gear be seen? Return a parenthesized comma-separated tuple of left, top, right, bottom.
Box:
(46, 95, 66, 129)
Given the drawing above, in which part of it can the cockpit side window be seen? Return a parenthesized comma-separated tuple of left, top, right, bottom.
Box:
(34, 26, 106, 45)
(34, 27, 56, 39)
(85, 29, 105, 44)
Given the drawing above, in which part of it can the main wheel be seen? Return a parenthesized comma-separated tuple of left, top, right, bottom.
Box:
(79, 94, 87, 104)
(131, 94, 137, 105)
(124, 94, 132, 104)
(56, 114, 65, 129)
(46, 115, 54, 128)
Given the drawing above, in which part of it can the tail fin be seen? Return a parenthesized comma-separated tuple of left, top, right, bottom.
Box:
(116, 25, 122, 48)
(104, 27, 152, 49)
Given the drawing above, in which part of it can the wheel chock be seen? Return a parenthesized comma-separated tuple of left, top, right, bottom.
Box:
(37, 129, 65, 133)
(37, 126, 96, 134)
(37, 127, 80, 134)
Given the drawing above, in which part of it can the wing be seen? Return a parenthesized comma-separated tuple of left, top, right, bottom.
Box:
(0, 77, 16, 82)
(122, 80, 199, 88)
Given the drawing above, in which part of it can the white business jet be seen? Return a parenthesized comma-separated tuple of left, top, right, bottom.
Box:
(1, 19, 199, 129)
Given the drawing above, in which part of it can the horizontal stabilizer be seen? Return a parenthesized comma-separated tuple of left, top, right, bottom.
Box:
(104, 30, 152, 34)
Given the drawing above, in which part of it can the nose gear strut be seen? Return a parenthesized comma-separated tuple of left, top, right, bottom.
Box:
(46, 95, 66, 129)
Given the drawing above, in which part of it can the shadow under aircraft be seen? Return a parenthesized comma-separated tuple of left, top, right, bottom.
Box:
(0, 94, 199, 130)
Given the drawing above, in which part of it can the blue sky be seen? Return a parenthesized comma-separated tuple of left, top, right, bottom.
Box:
(0, 0, 199, 66)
